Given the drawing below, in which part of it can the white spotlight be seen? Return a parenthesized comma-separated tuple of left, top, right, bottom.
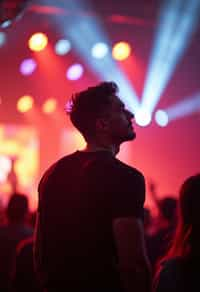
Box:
(55, 39, 71, 56)
(0, 20, 12, 28)
(135, 108, 152, 127)
(91, 42, 109, 59)
(155, 109, 169, 127)
(0, 32, 6, 47)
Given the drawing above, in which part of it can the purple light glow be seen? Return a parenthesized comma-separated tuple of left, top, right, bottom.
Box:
(20, 58, 37, 76)
(66, 64, 84, 80)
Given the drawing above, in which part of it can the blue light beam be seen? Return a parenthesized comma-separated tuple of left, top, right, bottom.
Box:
(141, 0, 200, 114)
(42, 0, 140, 113)
(66, 11, 140, 113)
(166, 92, 200, 121)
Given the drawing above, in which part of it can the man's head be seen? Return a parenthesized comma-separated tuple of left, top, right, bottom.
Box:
(67, 81, 135, 145)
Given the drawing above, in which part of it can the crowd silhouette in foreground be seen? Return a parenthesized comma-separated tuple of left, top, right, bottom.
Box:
(0, 174, 199, 292)
(0, 192, 34, 291)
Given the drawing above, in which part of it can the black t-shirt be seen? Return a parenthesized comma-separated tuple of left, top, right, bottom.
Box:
(37, 150, 145, 291)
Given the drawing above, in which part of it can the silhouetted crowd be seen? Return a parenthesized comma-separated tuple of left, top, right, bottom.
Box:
(0, 192, 40, 292)
(0, 173, 200, 292)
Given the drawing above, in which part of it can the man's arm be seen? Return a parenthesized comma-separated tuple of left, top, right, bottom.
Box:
(113, 216, 152, 292)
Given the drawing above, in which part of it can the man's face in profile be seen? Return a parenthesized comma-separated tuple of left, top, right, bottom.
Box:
(100, 95, 136, 144)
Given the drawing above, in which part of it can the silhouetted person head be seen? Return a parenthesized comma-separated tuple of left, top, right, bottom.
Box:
(160, 174, 200, 259)
(179, 174, 200, 227)
(6, 192, 29, 224)
(66, 81, 135, 152)
(154, 174, 200, 292)
(143, 207, 152, 231)
(159, 196, 177, 224)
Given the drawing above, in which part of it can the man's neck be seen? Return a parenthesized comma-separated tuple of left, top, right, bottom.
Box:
(83, 142, 119, 156)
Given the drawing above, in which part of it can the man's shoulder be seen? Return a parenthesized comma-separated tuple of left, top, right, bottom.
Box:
(113, 157, 144, 180)
(46, 151, 79, 171)
(38, 151, 78, 189)
(55, 151, 80, 166)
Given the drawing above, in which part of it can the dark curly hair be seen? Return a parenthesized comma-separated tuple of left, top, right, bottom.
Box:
(66, 81, 118, 141)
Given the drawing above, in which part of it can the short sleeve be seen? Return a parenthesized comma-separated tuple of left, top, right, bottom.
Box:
(112, 169, 145, 220)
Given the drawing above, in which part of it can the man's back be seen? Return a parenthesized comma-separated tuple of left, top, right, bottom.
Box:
(35, 150, 145, 292)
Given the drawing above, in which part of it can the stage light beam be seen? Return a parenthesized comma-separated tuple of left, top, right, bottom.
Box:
(17, 95, 34, 113)
(66, 64, 84, 80)
(20, 58, 37, 75)
(141, 0, 200, 115)
(28, 32, 48, 52)
(42, 98, 57, 114)
(54, 0, 140, 113)
(166, 92, 200, 121)
(55, 39, 71, 55)
(112, 42, 131, 61)
(135, 109, 152, 127)
(91, 42, 109, 59)
(155, 110, 169, 127)
(0, 32, 6, 47)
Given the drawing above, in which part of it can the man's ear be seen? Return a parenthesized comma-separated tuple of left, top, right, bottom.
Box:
(96, 117, 109, 131)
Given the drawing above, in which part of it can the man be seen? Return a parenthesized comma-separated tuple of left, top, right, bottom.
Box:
(34, 81, 151, 292)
